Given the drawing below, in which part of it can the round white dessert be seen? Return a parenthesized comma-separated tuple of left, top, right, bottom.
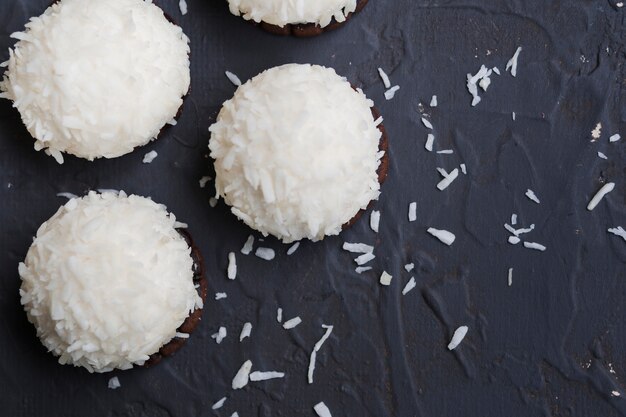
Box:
(209, 63, 384, 243)
(227, 0, 358, 28)
(0, 0, 191, 163)
(18, 191, 202, 373)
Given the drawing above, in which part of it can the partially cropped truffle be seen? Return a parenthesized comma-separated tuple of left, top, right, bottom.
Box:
(0, 0, 191, 163)
(227, 0, 369, 36)
(209, 63, 387, 243)
(18, 191, 204, 373)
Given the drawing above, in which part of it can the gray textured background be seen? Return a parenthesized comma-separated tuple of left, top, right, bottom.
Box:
(0, 0, 625, 416)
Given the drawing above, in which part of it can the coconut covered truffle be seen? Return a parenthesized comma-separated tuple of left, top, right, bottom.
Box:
(18, 191, 203, 373)
(0, 0, 191, 163)
(227, 0, 360, 28)
(209, 63, 385, 243)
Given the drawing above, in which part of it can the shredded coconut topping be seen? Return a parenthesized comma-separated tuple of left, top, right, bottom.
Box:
(448, 326, 468, 350)
(227, 0, 357, 28)
(18, 191, 201, 373)
(1, 0, 191, 162)
(209, 64, 382, 243)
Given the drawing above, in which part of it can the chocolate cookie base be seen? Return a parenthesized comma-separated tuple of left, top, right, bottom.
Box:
(246, 0, 369, 37)
(343, 105, 389, 229)
(143, 229, 208, 367)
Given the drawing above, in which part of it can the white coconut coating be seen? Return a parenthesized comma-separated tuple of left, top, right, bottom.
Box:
(227, 0, 357, 28)
(0, 0, 191, 163)
(18, 191, 202, 373)
(209, 64, 384, 243)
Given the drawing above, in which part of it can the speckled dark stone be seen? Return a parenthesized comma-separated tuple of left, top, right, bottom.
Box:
(0, 1, 625, 416)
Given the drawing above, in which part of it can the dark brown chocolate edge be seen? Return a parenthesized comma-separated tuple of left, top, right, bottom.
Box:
(244, 0, 369, 37)
(143, 229, 208, 367)
(343, 105, 389, 229)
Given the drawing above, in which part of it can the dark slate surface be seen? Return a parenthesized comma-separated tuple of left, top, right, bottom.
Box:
(1, 0, 625, 416)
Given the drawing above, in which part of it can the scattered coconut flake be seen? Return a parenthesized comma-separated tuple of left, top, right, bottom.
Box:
(525, 189, 541, 204)
(437, 149, 454, 154)
(524, 241, 547, 251)
(209, 197, 218, 207)
(231, 413, 239, 417)
(374, 116, 383, 126)
(255, 247, 275, 260)
(175, 332, 189, 339)
(408, 202, 417, 222)
(608, 226, 626, 242)
(142, 150, 158, 164)
(591, 123, 602, 140)
(167, 118, 177, 126)
(314, 402, 332, 417)
(492, 67, 501, 75)
(283, 317, 302, 329)
(427, 228, 456, 246)
(108, 376, 121, 390)
(277, 308, 283, 323)
(425, 134, 435, 151)
(618, 2, 624, 7)
(447, 326, 469, 350)
(199, 176, 212, 188)
(308, 324, 334, 384)
(402, 277, 416, 295)
(508, 236, 521, 245)
(598, 152, 608, 160)
(179, 0, 188, 15)
(512, 112, 516, 121)
(421, 117, 433, 130)
(250, 371, 285, 381)
(609, 133, 621, 142)
(240, 322, 252, 341)
(241, 235, 255, 255)
(612, 390, 621, 397)
(215, 292, 227, 300)
(212, 397, 227, 410)
(466, 65, 490, 106)
(460, 163, 467, 174)
(227, 252, 237, 279)
(404, 263, 415, 272)
(430, 95, 438, 107)
(211, 327, 227, 344)
(505, 223, 535, 236)
(232, 360, 252, 390)
(587, 182, 615, 211)
(287, 242, 300, 255)
(355, 266, 372, 274)
(370, 210, 380, 233)
(479, 76, 491, 91)
(511, 214, 518, 225)
(437, 168, 459, 191)
(377, 68, 391, 89)
(225, 71, 242, 86)
(384, 85, 400, 100)
(354, 252, 376, 265)
(57, 192, 78, 199)
(505, 47, 522, 77)
(379, 271, 393, 286)
(508, 268, 513, 286)
(343, 242, 374, 253)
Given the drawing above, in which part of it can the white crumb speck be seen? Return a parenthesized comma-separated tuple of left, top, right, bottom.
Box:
(460, 163, 467, 174)
(377, 68, 391, 89)
(240, 322, 252, 341)
(255, 247, 275, 260)
(448, 326, 469, 350)
(370, 210, 380, 233)
(354, 252, 375, 266)
(355, 266, 372, 274)
(608, 226, 626, 242)
(179, 0, 188, 15)
(428, 228, 456, 246)
(524, 241, 547, 251)
(525, 189, 541, 204)
(508, 268, 513, 286)
(314, 402, 332, 417)
(209, 197, 218, 207)
(283, 317, 302, 330)
(241, 235, 254, 255)
(587, 182, 615, 211)
(277, 308, 283, 323)
(421, 117, 433, 129)
(437, 168, 459, 191)
(215, 292, 227, 300)
(384, 85, 400, 100)
(598, 151, 608, 160)
(142, 150, 158, 164)
(250, 371, 285, 381)
(287, 242, 300, 255)
(508, 236, 521, 245)
(379, 271, 393, 286)
(227, 252, 237, 279)
(225, 71, 242, 86)
(402, 277, 416, 295)
(232, 360, 252, 390)
(408, 202, 417, 222)
(425, 133, 435, 151)
(506, 46, 522, 77)
(108, 376, 121, 390)
(308, 325, 334, 384)
(212, 397, 227, 410)
(199, 176, 212, 188)
(211, 327, 227, 344)
(404, 263, 414, 272)
(591, 123, 602, 140)
(609, 133, 621, 142)
(430, 95, 438, 107)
